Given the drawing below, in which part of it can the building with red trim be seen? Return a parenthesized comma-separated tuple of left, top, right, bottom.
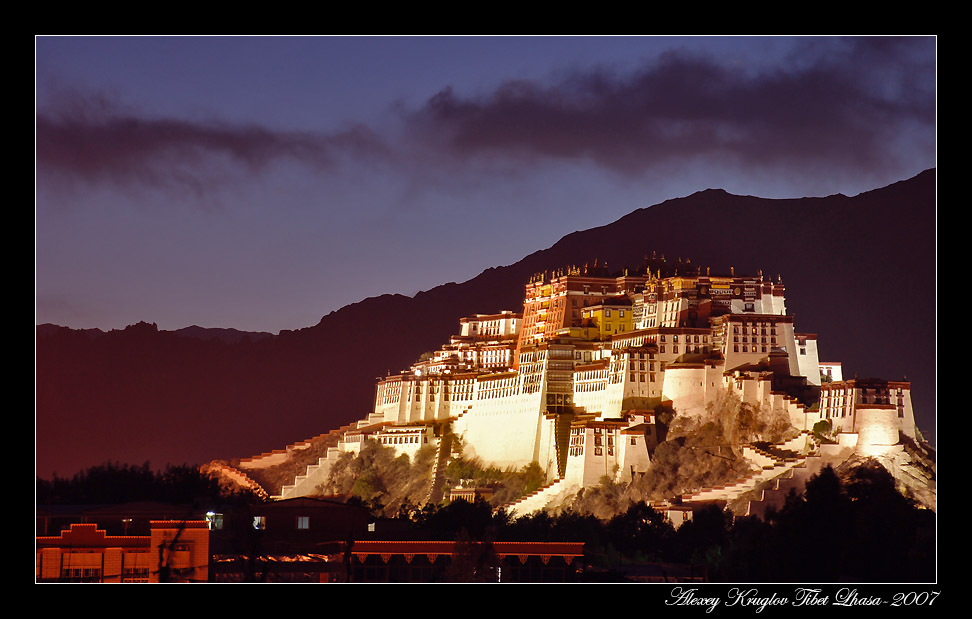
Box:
(348, 540, 584, 583)
(36, 520, 210, 583)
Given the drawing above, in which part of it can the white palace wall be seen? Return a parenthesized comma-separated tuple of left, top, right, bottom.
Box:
(662, 365, 708, 417)
(661, 363, 724, 418)
(855, 405, 900, 455)
(795, 336, 821, 386)
(452, 388, 550, 472)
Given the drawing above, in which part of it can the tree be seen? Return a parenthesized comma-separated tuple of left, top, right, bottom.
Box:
(444, 528, 499, 582)
(812, 419, 833, 443)
(670, 505, 730, 574)
(36, 461, 235, 506)
(607, 502, 674, 562)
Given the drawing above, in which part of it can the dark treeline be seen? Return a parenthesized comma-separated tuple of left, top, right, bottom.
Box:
(36, 461, 249, 506)
(37, 460, 935, 582)
(390, 461, 935, 583)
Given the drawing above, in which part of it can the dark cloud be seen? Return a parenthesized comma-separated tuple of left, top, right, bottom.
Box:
(36, 91, 388, 194)
(410, 37, 935, 175)
(36, 38, 934, 193)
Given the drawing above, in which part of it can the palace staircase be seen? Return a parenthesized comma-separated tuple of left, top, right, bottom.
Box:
(271, 421, 366, 500)
(501, 477, 575, 517)
(677, 431, 818, 513)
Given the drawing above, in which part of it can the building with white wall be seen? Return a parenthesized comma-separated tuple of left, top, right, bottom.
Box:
(817, 378, 917, 441)
(322, 258, 921, 501)
(819, 361, 843, 383)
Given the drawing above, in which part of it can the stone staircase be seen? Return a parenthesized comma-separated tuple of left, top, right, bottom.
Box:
(425, 432, 454, 504)
(272, 421, 365, 500)
(737, 445, 851, 518)
(502, 477, 574, 517)
(679, 432, 813, 507)
(740, 430, 896, 518)
(356, 412, 387, 428)
(203, 462, 269, 500)
(273, 453, 337, 500)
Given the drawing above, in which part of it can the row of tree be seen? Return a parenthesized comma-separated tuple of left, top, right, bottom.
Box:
(389, 461, 935, 582)
(36, 461, 249, 506)
(35, 457, 935, 582)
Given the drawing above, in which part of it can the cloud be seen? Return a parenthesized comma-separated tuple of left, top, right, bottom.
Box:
(36, 38, 935, 196)
(409, 37, 935, 176)
(36, 90, 388, 195)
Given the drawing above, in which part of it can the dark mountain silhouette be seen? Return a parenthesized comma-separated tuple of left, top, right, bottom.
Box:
(35, 170, 936, 479)
(172, 325, 274, 344)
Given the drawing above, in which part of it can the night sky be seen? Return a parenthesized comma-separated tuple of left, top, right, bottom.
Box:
(36, 36, 935, 336)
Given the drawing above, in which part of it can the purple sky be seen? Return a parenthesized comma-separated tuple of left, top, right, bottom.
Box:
(35, 36, 936, 334)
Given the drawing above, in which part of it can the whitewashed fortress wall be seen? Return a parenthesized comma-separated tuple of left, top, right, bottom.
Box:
(348, 260, 920, 491)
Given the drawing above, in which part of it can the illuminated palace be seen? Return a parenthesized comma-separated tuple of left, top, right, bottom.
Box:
(276, 255, 918, 502)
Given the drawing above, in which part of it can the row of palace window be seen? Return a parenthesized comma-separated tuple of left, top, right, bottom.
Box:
(734, 336, 776, 344)
(380, 434, 425, 445)
(577, 381, 607, 392)
(657, 334, 708, 343)
(657, 345, 707, 354)
(569, 446, 615, 457)
(733, 325, 778, 335)
(733, 345, 769, 353)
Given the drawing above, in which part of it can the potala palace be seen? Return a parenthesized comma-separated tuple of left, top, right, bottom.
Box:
(234, 255, 932, 517)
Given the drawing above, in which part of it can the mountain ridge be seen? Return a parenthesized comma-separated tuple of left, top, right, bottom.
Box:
(36, 169, 936, 479)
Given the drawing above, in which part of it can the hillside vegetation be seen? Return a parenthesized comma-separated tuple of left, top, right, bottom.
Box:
(566, 392, 797, 519)
(313, 434, 552, 517)
(315, 440, 437, 517)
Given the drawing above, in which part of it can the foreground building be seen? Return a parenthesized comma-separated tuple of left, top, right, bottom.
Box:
(348, 540, 584, 583)
(36, 520, 210, 583)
